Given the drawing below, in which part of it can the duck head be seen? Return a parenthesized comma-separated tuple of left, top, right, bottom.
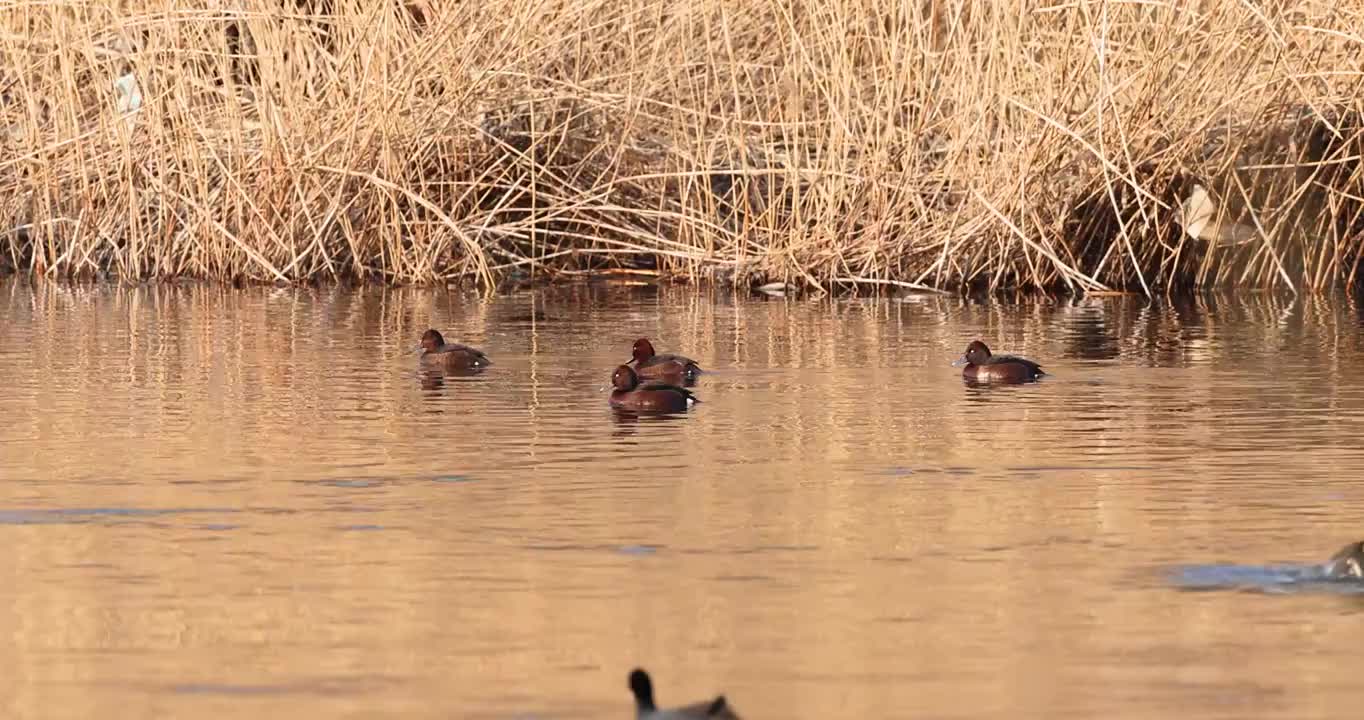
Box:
(951, 340, 992, 367)
(419, 329, 445, 352)
(612, 364, 642, 392)
(630, 338, 658, 364)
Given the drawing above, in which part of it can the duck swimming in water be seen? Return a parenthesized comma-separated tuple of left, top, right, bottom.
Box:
(628, 338, 702, 385)
(951, 340, 1045, 383)
(629, 667, 739, 719)
(417, 329, 491, 373)
(609, 365, 699, 413)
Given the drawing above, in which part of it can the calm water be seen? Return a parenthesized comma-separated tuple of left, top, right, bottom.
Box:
(2, 278, 1364, 720)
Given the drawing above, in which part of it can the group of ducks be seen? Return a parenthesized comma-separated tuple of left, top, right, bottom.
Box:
(417, 328, 1050, 412)
(418, 328, 705, 410)
(418, 329, 1364, 716)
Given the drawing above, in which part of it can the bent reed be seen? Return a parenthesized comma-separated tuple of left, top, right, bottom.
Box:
(1, 0, 1362, 295)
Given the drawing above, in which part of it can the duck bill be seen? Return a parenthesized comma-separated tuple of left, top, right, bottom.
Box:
(950, 356, 967, 367)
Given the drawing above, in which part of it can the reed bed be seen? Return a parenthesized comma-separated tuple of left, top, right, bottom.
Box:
(1, 0, 1362, 294)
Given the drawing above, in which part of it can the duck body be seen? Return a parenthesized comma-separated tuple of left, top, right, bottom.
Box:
(629, 338, 701, 385)
(952, 340, 1044, 383)
(629, 668, 738, 720)
(418, 329, 491, 373)
(610, 365, 699, 413)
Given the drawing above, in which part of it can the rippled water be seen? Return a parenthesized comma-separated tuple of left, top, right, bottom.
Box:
(2, 278, 1364, 719)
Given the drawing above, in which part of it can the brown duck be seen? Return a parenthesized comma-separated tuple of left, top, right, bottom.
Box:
(951, 340, 1045, 383)
(628, 338, 701, 385)
(610, 365, 699, 413)
(418, 329, 491, 373)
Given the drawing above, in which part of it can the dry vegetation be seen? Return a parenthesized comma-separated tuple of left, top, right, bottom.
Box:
(1, 0, 1362, 295)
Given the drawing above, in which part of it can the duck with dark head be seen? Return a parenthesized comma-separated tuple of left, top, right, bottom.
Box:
(628, 338, 701, 386)
(417, 329, 491, 374)
(610, 365, 699, 413)
(628, 667, 739, 719)
(952, 340, 1045, 384)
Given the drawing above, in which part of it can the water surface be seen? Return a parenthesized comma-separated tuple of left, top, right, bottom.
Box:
(2, 279, 1363, 719)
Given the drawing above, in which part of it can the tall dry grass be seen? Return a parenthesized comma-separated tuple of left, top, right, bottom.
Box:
(1, 0, 1361, 294)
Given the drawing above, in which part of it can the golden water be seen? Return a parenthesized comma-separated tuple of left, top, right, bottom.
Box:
(2, 279, 1362, 719)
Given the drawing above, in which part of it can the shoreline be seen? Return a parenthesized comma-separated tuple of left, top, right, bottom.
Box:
(0, 268, 1331, 303)
(3, 2, 1361, 296)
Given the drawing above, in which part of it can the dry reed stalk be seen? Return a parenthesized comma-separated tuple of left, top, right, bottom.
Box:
(0, 0, 1361, 295)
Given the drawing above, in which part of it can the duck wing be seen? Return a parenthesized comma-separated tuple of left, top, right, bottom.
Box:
(439, 343, 491, 365)
(638, 352, 699, 370)
(639, 380, 699, 402)
(984, 353, 1043, 374)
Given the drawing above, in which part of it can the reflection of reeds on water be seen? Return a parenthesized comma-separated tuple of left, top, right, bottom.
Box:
(0, 2, 1361, 293)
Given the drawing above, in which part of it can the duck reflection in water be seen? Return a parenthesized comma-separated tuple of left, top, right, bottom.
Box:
(420, 371, 446, 392)
(418, 363, 494, 392)
(610, 406, 692, 438)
